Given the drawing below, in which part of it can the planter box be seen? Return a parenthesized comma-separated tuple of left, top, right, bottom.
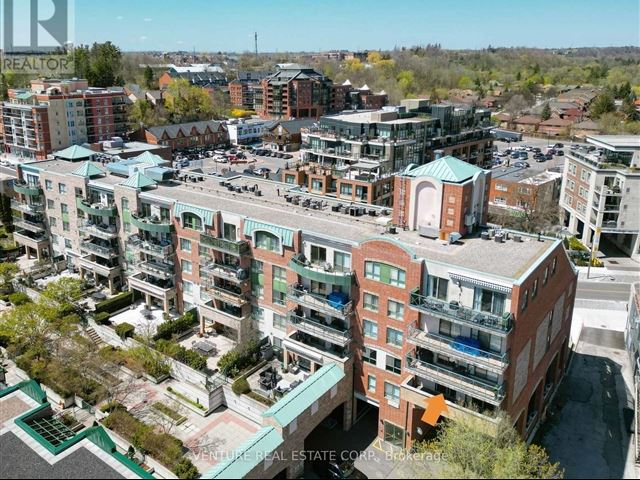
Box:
(119, 365, 142, 379)
(41, 383, 75, 408)
(164, 390, 210, 417)
(143, 373, 170, 384)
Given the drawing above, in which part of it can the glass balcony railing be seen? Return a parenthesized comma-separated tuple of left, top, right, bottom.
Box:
(199, 259, 247, 284)
(287, 310, 351, 348)
(137, 260, 174, 280)
(409, 289, 513, 335)
(206, 284, 249, 307)
(79, 221, 118, 240)
(289, 254, 353, 289)
(200, 233, 250, 256)
(76, 197, 117, 217)
(127, 235, 173, 258)
(130, 213, 172, 233)
(12, 216, 45, 233)
(13, 180, 42, 196)
(286, 285, 353, 318)
(11, 199, 43, 214)
(80, 242, 118, 259)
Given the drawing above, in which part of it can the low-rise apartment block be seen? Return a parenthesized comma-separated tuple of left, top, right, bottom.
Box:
(1, 79, 128, 160)
(158, 64, 227, 90)
(137, 120, 229, 152)
(561, 135, 640, 260)
(490, 166, 562, 215)
(229, 71, 272, 111)
(226, 118, 278, 146)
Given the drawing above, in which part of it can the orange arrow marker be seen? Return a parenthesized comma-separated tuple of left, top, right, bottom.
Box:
(421, 394, 448, 426)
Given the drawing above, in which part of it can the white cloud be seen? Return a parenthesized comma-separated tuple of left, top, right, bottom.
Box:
(143, 17, 153, 22)
(140, 36, 148, 41)
(116, 16, 124, 20)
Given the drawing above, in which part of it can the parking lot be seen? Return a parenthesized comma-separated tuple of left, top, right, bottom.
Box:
(491, 136, 589, 173)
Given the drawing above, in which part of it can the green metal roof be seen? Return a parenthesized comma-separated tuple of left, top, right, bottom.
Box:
(71, 161, 104, 178)
(174, 202, 214, 226)
(120, 171, 156, 189)
(135, 151, 168, 166)
(262, 363, 344, 427)
(202, 427, 283, 479)
(15, 92, 34, 101)
(402, 156, 485, 183)
(244, 219, 294, 247)
(54, 145, 96, 161)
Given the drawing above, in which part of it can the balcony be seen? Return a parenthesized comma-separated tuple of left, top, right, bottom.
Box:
(287, 311, 351, 348)
(11, 199, 43, 215)
(80, 241, 118, 259)
(409, 290, 513, 336)
(13, 180, 42, 196)
(76, 197, 117, 217)
(199, 259, 248, 284)
(405, 352, 505, 406)
(286, 285, 353, 319)
(137, 260, 174, 280)
(200, 301, 250, 330)
(130, 213, 172, 234)
(12, 216, 45, 234)
(206, 284, 249, 307)
(128, 272, 175, 298)
(127, 236, 173, 258)
(200, 233, 250, 256)
(407, 326, 508, 373)
(78, 255, 121, 278)
(284, 331, 351, 363)
(289, 254, 354, 289)
(79, 221, 118, 240)
(14, 229, 49, 249)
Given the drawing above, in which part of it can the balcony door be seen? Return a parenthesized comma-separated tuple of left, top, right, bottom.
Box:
(383, 421, 405, 448)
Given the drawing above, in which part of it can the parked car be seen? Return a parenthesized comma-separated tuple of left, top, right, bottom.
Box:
(518, 152, 529, 159)
(253, 167, 271, 175)
(535, 155, 546, 163)
(555, 150, 564, 156)
(313, 460, 367, 479)
(283, 154, 293, 159)
(553, 143, 564, 148)
(243, 168, 256, 175)
(514, 161, 530, 168)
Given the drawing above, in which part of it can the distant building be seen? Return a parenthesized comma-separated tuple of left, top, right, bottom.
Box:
(571, 120, 601, 139)
(1, 79, 128, 160)
(538, 118, 574, 137)
(139, 120, 229, 151)
(158, 64, 228, 90)
(489, 166, 562, 215)
(229, 71, 271, 111)
(511, 115, 542, 134)
(262, 119, 316, 152)
(561, 135, 640, 260)
(226, 118, 277, 146)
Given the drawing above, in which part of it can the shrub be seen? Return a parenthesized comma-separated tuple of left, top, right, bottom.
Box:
(153, 310, 198, 341)
(100, 401, 126, 413)
(95, 291, 137, 314)
(8, 291, 31, 306)
(115, 322, 135, 339)
(174, 458, 199, 479)
(155, 339, 207, 371)
(232, 377, 250, 395)
(94, 311, 111, 325)
(217, 339, 261, 378)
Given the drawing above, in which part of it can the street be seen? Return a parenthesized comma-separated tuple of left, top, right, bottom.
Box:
(576, 281, 633, 303)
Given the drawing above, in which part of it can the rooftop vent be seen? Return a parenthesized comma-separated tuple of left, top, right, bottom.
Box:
(481, 231, 490, 240)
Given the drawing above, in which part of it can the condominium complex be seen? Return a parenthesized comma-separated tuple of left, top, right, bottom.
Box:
(560, 135, 640, 260)
(158, 64, 228, 90)
(489, 167, 562, 215)
(229, 71, 272, 111)
(0, 79, 128, 160)
(10, 147, 576, 475)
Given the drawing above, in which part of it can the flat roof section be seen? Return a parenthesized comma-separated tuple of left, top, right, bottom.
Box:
(587, 135, 640, 151)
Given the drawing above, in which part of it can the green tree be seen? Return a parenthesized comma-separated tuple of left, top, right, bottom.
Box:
(590, 90, 616, 119)
(0, 71, 16, 101)
(73, 45, 92, 80)
(143, 66, 155, 89)
(40, 277, 84, 312)
(0, 263, 19, 292)
(165, 79, 215, 123)
(89, 42, 124, 87)
(621, 96, 639, 121)
(128, 99, 165, 128)
(541, 102, 552, 121)
(422, 413, 563, 479)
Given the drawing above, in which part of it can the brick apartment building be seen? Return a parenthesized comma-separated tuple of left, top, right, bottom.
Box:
(489, 166, 562, 216)
(137, 120, 229, 152)
(0, 79, 128, 160)
(158, 64, 228, 90)
(229, 71, 271, 111)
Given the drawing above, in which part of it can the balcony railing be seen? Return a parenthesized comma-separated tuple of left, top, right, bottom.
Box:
(13, 180, 42, 196)
(130, 213, 172, 234)
(13, 229, 49, 247)
(409, 289, 513, 335)
(286, 285, 353, 318)
(407, 326, 508, 372)
(137, 260, 174, 280)
(79, 221, 118, 240)
(289, 254, 354, 289)
(284, 332, 351, 361)
(78, 256, 120, 277)
(81, 242, 118, 259)
(128, 273, 175, 298)
(127, 236, 173, 258)
(287, 311, 351, 348)
(12, 216, 45, 233)
(11, 199, 43, 214)
(206, 284, 249, 307)
(199, 259, 248, 284)
(75, 197, 117, 217)
(200, 233, 250, 256)
(406, 353, 505, 405)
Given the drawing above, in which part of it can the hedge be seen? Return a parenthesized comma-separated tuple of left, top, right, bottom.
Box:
(95, 290, 138, 314)
(232, 377, 250, 395)
(115, 322, 135, 339)
(102, 409, 196, 475)
(217, 339, 261, 378)
(155, 339, 207, 371)
(94, 311, 111, 325)
(8, 291, 31, 305)
(153, 310, 198, 341)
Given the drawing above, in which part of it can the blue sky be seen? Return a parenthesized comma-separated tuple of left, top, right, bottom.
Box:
(74, 0, 640, 52)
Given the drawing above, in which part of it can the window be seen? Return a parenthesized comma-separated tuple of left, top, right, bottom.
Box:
(385, 355, 402, 374)
(387, 300, 404, 320)
(363, 347, 377, 365)
(272, 290, 286, 306)
(183, 212, 202, 231)
(310, 245, 326, 264)
(64, 239, 72, 249)
(183, 281, 193, 295)
(364, 261, 405, 288)
(311, 179, 323, 192)
(439, 319, 461, 338)
(223, 223, 237, 241)
(580, 170, 591, 182)
(121, 198, 129, 211)
(494, 197, 506, 205)
(45, 180, 53, 191)
(386, 328, 403, 347)
(520, 289, 529, 312)
(58, 183, 66, 194)
(429, 277, 449, 301)
(532, 278, 539, 299)
(47, 199, 54, 209)
(182, 260, 192, 274)
(363, 319, 378, 340)
(62, 221, 70, 232)
(363, 293, 379, 312)
(180, 238, 191, 252)
(340, 183, 352, 197)
(384, 382, 400, 405)
(49, 216, 57, 227)
(496, 183, 508, 192)
(60, 203, 68, 214)
(255, 231, 280, 252)
(578, 186, 588, 199)
(334, 251, 351, 272)
(367, 375, 376, 393)
(473, 288, 506, 316)
(551, 257, 557, 275)
(273, 313, 286, 330)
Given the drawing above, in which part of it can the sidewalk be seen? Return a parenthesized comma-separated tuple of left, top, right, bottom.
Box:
(575, 266, 640, 284)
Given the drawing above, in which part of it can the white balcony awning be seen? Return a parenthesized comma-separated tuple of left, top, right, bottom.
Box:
(449, 272, 512, 294)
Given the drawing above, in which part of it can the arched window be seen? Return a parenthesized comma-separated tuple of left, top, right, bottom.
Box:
(255, 230, 280, 252)
(182, 212, 202, 231)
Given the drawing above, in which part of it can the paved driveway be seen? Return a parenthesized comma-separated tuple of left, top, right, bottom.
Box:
(537, 327, 637, 479)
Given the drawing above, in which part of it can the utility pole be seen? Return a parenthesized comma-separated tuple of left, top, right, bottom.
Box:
(255, 32, 258, 59)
